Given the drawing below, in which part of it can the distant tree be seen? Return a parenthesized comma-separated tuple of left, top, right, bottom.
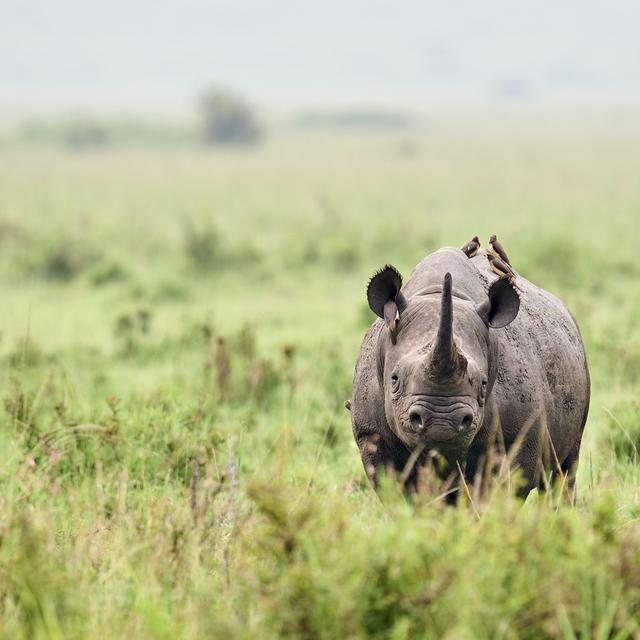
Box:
(199, 87, 262, 145)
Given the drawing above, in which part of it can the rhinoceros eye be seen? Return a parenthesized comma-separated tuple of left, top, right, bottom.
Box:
(479, 379, 487, 402)
(390, 371, 400, 393)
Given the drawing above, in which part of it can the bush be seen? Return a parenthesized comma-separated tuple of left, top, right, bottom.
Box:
(20, 237, 99, 282)
(183, 219, 223, 270)
(199, 87, 262, 146)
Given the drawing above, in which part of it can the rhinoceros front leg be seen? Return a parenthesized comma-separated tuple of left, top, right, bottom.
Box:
(355, 432, 417, 490)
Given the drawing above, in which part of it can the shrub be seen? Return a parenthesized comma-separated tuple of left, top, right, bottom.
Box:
(183, 219, 223, 270)
(199, 87, 262, 146)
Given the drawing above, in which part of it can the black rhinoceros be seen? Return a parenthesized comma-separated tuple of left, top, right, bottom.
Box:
(350, 246, 590, 498)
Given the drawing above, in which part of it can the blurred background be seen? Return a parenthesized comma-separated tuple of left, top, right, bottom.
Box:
(3, 1, 640, 139)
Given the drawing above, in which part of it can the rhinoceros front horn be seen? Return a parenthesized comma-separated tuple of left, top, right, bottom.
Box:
(427, 273, 467, 379)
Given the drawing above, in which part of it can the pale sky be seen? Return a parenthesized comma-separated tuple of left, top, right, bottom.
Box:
(2, 0, 639, 114)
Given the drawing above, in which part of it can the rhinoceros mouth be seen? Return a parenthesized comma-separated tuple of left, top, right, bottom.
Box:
(399, 420, 476, 448)
(424, 427, 466, 442)
(398, 427, 475, 455)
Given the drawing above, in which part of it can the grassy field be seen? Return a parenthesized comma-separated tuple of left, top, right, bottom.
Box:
(1, 111, 640, 638)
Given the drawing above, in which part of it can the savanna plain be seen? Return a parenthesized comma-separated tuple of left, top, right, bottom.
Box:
(1, 110, 640, 639)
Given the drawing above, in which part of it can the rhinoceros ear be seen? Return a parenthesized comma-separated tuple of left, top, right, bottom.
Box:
(367, 265, 407, 342)
(476, 278, 520, 329)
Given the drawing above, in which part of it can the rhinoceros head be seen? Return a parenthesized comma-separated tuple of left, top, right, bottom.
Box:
(367, 266, 519, 452)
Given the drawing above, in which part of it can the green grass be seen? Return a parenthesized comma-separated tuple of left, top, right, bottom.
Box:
(2, 113, 640, 638)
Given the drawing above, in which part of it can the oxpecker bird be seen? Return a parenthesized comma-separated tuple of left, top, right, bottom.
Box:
(489, 234, 511, 266)
(487, 252, 522, 291)
(461, 235, 481, 258)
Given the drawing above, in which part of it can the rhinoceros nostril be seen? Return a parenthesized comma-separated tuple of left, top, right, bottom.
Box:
(460, 412, 474, 431)
(409, 411, 424, 432)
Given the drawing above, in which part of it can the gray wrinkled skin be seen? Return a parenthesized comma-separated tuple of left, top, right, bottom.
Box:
(351, 247, 590, 498)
